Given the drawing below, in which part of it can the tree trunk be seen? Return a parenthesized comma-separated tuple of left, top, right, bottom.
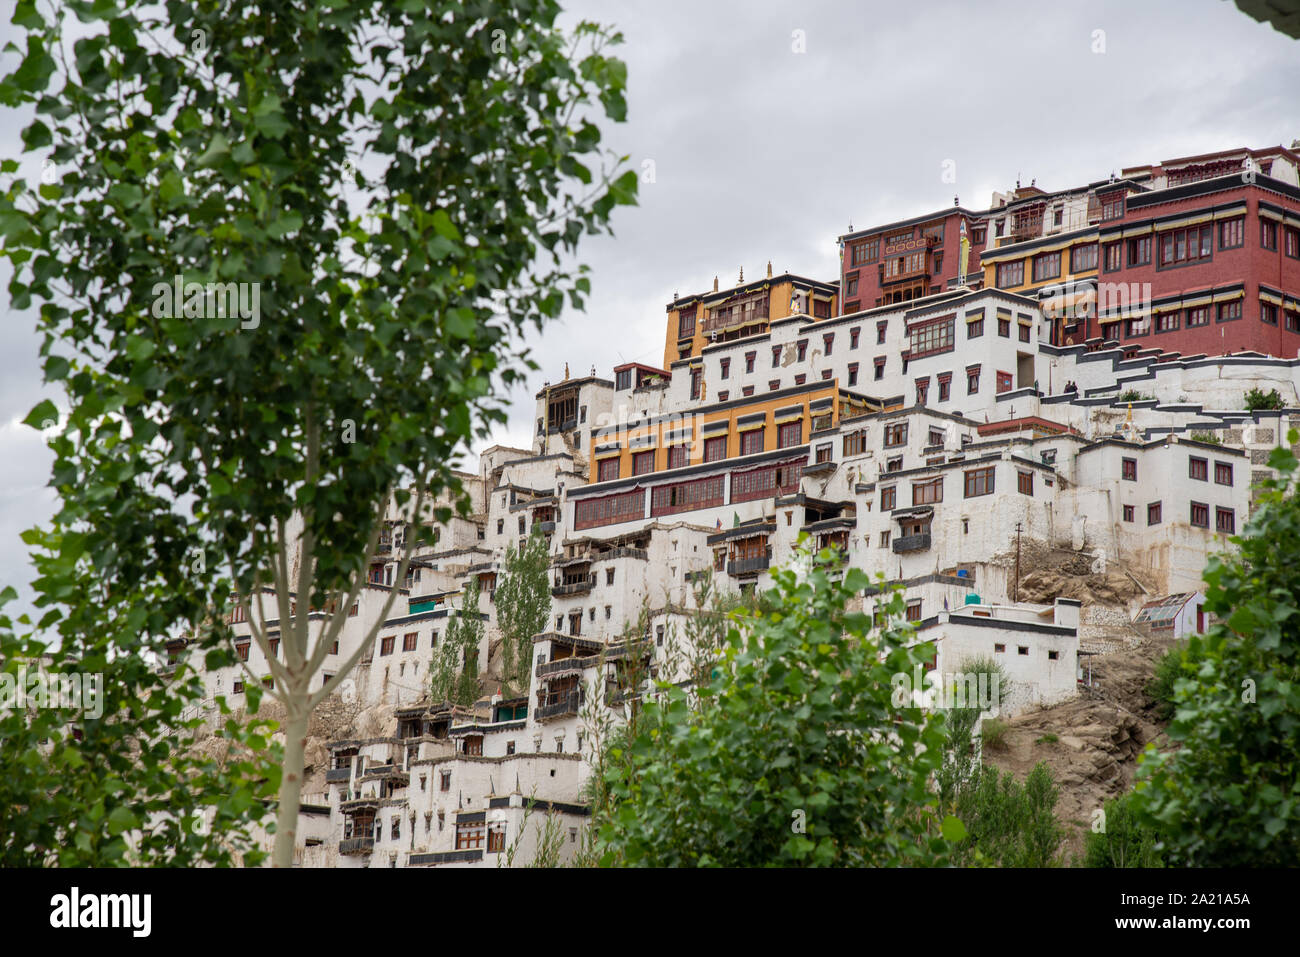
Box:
(272, 706, 310, 868)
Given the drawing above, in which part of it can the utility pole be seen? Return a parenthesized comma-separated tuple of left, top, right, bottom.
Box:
(1014, 522, 1023, 603)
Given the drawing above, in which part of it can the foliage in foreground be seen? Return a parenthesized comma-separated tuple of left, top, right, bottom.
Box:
(596, 547, 954, 867)
(1083, 792, 1164, 868)
(1133, 432, 1300, 866)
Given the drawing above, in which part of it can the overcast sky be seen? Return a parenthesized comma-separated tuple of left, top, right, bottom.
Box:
(1, 0, 1297, 621)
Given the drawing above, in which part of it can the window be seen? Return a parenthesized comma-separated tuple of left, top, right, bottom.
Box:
(232, 680, 244, 694)
(845, 274, 859, 297)
(847, 363, 859, 387)
(1191, 502, 1209, 527)
(1101, 195, 1125, 220)
(997, 317, 1010, 337)
(1217, 300, 1241, 323)
(615, 368, 632, 391)
(1032, 251, 1061, 282)
(689, 367, 702, 400)
(843, 430, 867, 457)
(823, 333, 834, 356)
(704, 435, 727, 463)
(906, 601, 922, 622)
(403, 632, 417, 652)
(597, 457, 619, 482)
(850, 327, 860, 349)
(1158, 225, 1213, 267)
(487, 825, 506, 853)
(1216, 507, 1235, 534)
(1019, 322, 1030, 343)
(1103, 242, 1123, 272)
(1189, 457, 1207, 481)
(678, 308, 695, 339)
(1122, 505, 1134, 522)
(928, 428, 945, 447)
(1126, 236, 1151, 267)
(605, 568, 616, 587)
(745, 351, 756, 373)
(886, 456, 902, 472)
(1154, 310, 1179, 333)
(667, 444, 688, 469)
(879, 530, 891, 547)
(916, 378, 929, 404)
(912, 478, 943, 505)
(496, 518, 504, 534)
(1285, 226, 1300, 259)
(994, 643, 1005, 654)
(768, 379, 780, 391)
(1071, 244, 1098, 272)
(996, 371, 1013, 394)
(884, 423, 908, 447)
(964, 467, 994, 498)
(880, 486, 896, 511)
(236, 640, 250, 661)
(796, 340, 807, 362)
(1121, 457, 1137, 481)
(1147, 502, 1162, 525)
(967, 367, 980, 394)
(967, 315, 985, 338)
(1219, 217, 1244, 249)
(874, 357, 886, 380)
(573, 488, 644, 530)
(1214, 461, 1233, 485)
(996, 261, 1024, 286)
(650, 475, 725, 516)
(740, 429, 764, 455)
(907, 315, 955, 358)
(1186, 305, 1210, 327)
(1262, 303, 1278, 326)
(719, 358, 730, 379)
(456, 822, 485, 850)
(777, 421, 803, 449)
(632, 450, 655, 476)
(851, 238, 879, 265)
(1018, 470, 1033, 495)
(440, 771, 451, 792)
(1262, 220, 1278, 251)
(730, 461, 801, 503)
(877, 321, 888, 344)
(938, 374, 951, 401)
(771, 345, 782, 368)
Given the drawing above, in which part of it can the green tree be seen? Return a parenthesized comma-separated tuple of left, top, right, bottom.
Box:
(1133, 432, 1300, 866)
(495, 528, 552, 698)
(432, 576, 484, 708)
(1083, 792, 1163, 868)
(596, 546, 953, 867)
(946, 762, 1065, 867)
(0, 0, 635, 866)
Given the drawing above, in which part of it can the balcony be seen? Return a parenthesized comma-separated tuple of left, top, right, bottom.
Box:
(325, 768, 351, 784)
(552, 580, 593, 597)
(537, 521, 556, 534)
(892, 533, 932, 554)
(596, 546, 648, 562)
(537, 655, 599, 678)
(727, 556, 770, 576)
(339, 837, 374, 856)
(536, 691, 583, 722)
(409, 849, 484, 866)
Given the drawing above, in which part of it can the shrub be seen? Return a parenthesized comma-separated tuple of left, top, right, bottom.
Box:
(1189, 431, 1222, 446)
(1083, 793, 1164, 868)
(981, 718, 1010, 750)
(1244, 387, 1284, 411)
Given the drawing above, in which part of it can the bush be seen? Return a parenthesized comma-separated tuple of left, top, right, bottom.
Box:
(1036, 733, 1059, 744)
(1083, 792, 1163, 868)
(1118, 389, 1152, 403)
(1189, 431, 1222, 446)
(947, 762, 1065, 867)
(982, 718, 1010, 750)
(596, 545, 953, 867)
(1244, 387, 1284, 411)
(1146, 644, 1186, 722)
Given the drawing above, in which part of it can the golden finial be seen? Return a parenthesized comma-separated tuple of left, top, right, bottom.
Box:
(738, 266, 744, 284)
(564, 362, 569, 381)
(713, 276, 719, 292)
(767, 260, 773, 278)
